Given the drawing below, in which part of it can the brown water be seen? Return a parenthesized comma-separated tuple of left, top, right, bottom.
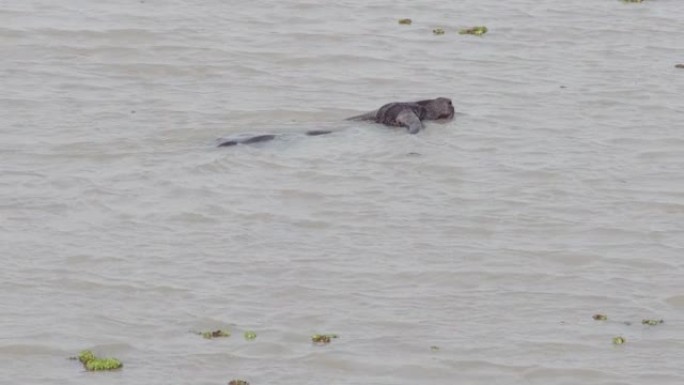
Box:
(2, 1, 684, 384)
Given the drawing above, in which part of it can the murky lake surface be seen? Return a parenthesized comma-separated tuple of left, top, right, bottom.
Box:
(2, 1, 684, 384)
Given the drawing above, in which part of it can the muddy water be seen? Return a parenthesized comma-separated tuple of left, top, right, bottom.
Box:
(1, 1, 683, 384)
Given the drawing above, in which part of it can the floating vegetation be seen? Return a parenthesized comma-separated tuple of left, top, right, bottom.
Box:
(459, 26, 488, 36)
(76, 350, 123, 371)
(398, 18, 412, 25)
(612, 336, 626, 345)
(244, 331, 257, 341)
(311, 333, 338, 345)
(622, 0, 644, 3)
(675, 64, 684, 69)
(642, 319, 664, 326)
(312, 334, 330, 344)
(228, 380, 250, 385)
(432, 28, 445, 35)
(78, 350, 95, 364)
(199, 330, 231, 339)
(592, 314, 608, 321)
(85, 358, 124, 371)
(430, 346, 440, 352)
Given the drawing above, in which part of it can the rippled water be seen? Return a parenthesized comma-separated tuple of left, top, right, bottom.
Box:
(2, 1, 684, 384)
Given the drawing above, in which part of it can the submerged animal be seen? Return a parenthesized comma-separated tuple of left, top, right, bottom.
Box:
(217, 97, 455, 147)
(346, 97, 455, 134)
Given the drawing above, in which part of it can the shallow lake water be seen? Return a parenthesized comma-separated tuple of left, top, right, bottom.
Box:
(1, 1, 684, 384)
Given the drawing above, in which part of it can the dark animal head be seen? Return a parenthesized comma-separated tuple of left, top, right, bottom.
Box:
(415, 97, 455, 121)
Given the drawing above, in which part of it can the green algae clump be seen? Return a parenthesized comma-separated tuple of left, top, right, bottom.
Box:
(612, 336, 626, 345)
(459, 26, 488, 36)
(622, 0, 644, 3)
(674, 64, 684, 69)
(398, 19, 412, 25)
(78, 350, 95, 364)
(311, 334, 331, 344)
(200, 330, 231, 339)
(228, 380, 250, 385)
(592, 314, 608, 321)
(244, 331, 257, 341)
(642, 319, 664, 326)
(311, 333, 338, 345)
(432, 28, 445, 35)
(77, 350, 122, 371)
(85, 358, 123, 371)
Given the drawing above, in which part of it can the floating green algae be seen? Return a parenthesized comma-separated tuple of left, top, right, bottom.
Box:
(85, 358, 123, 371)
(459, 26, 488, 36)
(228, 380, 250, 385)
(612, 336, 626, 345)
(622, 0, 643, 3)
(244, 331, 257, 341)
(430, 346, 440, 352)
(78, 350, 95, 364)
(592, 314, 608, 321)
(398, 18, 412, 25)
(311, 333, 338, 345)
(199, 329, 231, 339)
(432, 28, 445, 35)
(642, 319, 664, 326)
(675, 64, 684, 69)
(76, 350, 122, 371)
(312, 334, 330, 344)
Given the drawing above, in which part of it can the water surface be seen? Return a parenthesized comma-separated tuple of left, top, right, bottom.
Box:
(2, 1, 684, 384)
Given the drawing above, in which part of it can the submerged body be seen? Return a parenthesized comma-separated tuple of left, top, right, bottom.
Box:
(217, 97, 454, 147)
(217, 130, 332, 147)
